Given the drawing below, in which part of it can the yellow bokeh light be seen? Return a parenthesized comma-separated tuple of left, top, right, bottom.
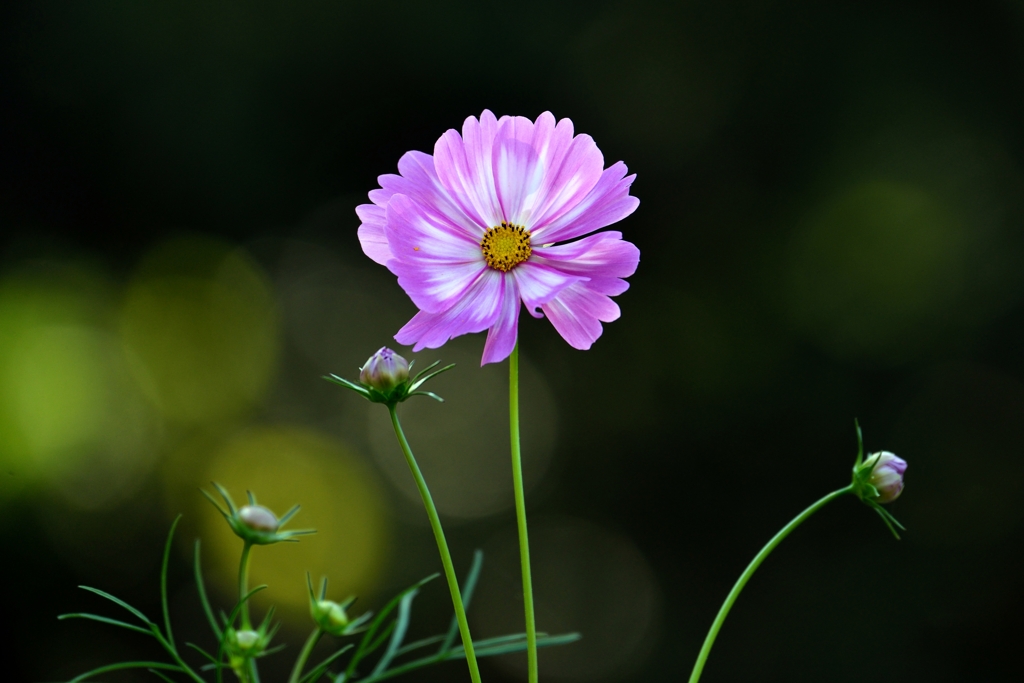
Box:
(182, 426, 391, 621)
(119, 235, 279, 425)
(0, 264, 160, 507)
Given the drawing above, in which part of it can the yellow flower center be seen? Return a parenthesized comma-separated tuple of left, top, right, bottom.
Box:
(481, 222, 532, 272)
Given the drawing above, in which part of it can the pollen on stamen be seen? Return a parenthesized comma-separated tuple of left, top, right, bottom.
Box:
(481, 222, 532, 272)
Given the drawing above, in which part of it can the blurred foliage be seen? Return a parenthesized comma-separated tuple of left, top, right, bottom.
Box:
(2, 1, 1024, 681)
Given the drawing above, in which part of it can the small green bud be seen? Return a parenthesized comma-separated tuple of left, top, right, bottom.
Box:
(224, 624, 274, 677)
(312, 598, 350, 635)
(360, 347, 410, 393)
(307, 574, 371, 636)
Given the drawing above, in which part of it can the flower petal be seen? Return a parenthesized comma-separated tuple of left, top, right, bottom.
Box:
(491, 115, 547, 225)
(481, 276, 521, 365)
(378, 150, 484, 240)
(356, 203, 392, 265)
(389, 259, 486, 314)
(491, 113, 604, 229)
(511, 261, 586, 318)
(541, 283, 622, 350)
(395, 269, 505, 351)
(434, 110, 504, 230)
(533, 231, 640, 295)
(531, 161, 639, 244)
(385, 193, 486, 312)
(385, 193, 482, 263)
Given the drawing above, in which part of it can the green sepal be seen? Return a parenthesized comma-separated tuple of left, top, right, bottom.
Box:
(853, 418, 864, 468)
(866, 500, 906, 539)
(408, 361, 455, 392)
(323, 357, 455, 407)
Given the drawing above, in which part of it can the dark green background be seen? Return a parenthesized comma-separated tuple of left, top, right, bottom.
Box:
(3, 1, 1023, 681)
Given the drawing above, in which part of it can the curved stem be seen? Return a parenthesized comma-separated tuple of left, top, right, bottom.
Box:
(288, 628, 323, 683)
(388, 405, 483, 683)
(509, 343, 538, 683)
(239, 542, 253, 629)
(687, 486, 854, 683)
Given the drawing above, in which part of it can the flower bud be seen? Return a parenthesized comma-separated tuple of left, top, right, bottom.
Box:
(312, 599, 350, 635)
(862, 451, 907, 503)
(203, 483, 315, 546)
(234, 629, 261, 652)
(239, 505, 279, 532)
(359, 347, 410, 393)
(224, 625, 272, 676)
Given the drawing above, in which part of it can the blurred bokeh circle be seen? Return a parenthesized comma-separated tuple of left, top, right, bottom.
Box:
(165, 425, 392, 623)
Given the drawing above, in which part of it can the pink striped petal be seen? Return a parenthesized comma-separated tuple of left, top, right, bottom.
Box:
(434, 110, 504, 230)
(532, 231, 640, 295)
(385, 194, 482, 263)
(481, 276, 521, 365)
(356, 203, 393, 265)
(389, 259, 486, 314)
(511, 261, 586, 318)
(385, 193, 486, 313)
(492, 115, 546, 225)
(491, 113, 604, 229)
(531, 161, 639, 244)
(395, 269, 505, 351)
(540, 283, 622, 350)
(378, 150, 484, 240)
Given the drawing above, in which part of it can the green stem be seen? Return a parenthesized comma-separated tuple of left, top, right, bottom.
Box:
(288, 628, 323, 683)
(509, 343, 538, 683)
(388, 405, 483, 683)
(239, 542, 253, 629)
(687, 485, 854, 683)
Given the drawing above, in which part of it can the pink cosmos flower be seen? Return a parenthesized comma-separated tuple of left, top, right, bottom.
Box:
(356, 110, 640, 365)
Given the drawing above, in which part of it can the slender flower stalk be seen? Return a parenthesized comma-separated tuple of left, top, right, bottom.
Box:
(239, 541, 253, 629)
(687, 486, 853, 683)
(509, 343, 538, 683)
(689, 425, 908, 682)
(288, 628, 323, 683)
(388, 404, 483, 683)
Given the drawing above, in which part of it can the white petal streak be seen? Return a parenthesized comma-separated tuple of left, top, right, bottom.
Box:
(434, 110, 504, 230)
(385, 194, 482, 263)
(511, 261, 586, 317)
(395, 269, 505, 350)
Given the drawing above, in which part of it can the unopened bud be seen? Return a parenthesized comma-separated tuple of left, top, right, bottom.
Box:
(862, 451, 907, 503)
(239, 505, 279, 532)
(234, 629, 261, 651)
(312, 599, 350, 635)
(359, 347, 410, 393)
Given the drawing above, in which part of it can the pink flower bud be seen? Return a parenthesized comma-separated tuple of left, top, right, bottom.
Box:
(359, 347, 410, 393)
(863, 451, 907, 503)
